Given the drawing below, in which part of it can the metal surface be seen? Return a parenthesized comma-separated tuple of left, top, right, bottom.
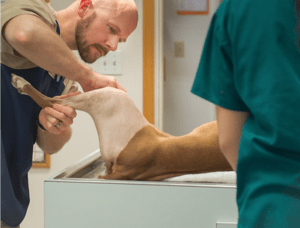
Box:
(48, 149, 236, 189)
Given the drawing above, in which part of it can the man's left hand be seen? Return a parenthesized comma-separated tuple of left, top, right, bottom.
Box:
(38, 92, 80, 134)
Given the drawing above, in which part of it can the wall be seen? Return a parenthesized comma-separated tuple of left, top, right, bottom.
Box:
(163, 0, 221, 136)
(20, 0, 143, 227)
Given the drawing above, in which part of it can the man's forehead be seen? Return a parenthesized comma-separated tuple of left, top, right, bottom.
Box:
(94, 2, 138, 36)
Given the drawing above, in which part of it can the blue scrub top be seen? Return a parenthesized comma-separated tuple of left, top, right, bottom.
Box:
(191, 0, 300, 227)
(1, 22, 65, 227)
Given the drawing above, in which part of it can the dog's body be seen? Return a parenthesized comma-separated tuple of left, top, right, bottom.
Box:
(12, 74, 232, 180)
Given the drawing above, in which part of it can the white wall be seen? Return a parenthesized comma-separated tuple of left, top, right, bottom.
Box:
(163, 0, 221, 136)
(20, 0, 143, 227)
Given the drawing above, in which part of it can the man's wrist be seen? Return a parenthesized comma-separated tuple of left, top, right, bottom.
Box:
(74, 65, 93, 85)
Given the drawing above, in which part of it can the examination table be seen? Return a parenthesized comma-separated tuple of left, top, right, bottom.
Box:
(45, 149, 238, 228)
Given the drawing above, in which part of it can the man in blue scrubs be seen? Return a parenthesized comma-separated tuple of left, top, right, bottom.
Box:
(192, 0, 300, 227)
(1, 0, 138, 226)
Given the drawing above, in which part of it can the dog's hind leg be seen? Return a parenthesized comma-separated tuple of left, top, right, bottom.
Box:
(11, 74, 31, 95)
(11, 73, 62, 108)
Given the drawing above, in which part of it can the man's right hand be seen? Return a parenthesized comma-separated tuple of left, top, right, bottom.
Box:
(78, 71, 126, 92)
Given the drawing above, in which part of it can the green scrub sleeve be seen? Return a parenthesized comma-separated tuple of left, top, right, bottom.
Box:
(191, 12, 249, 112)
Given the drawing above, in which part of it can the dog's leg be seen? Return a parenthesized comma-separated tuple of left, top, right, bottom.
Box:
(11, 74, 133, 176)
(11, 74, 30, 95)
(11, 74, 62, 108)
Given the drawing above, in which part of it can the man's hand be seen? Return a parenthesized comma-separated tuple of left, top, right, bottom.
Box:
(38, 92, 80, 134)
(78, 72, 126, 92)
(106, 75, 126, 92)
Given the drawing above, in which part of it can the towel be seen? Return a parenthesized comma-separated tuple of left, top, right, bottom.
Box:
(164, 171, 236, 184)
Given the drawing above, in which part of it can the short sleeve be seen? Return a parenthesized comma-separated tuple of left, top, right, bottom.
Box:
(1, 0, 58, 69)
(1, 0, 57, 31)
(191, 7, 248, 112)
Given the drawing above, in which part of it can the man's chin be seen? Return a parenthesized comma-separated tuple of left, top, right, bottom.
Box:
(84, 58, 98, 64)
(80, 54, 98, 64)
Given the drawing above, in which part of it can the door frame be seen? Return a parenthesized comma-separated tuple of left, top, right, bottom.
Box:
(143, 0, 164, 130)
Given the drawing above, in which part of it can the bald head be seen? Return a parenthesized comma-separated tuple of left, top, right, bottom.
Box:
(92, 0, 138, 34)
(93, 0, 137, 10)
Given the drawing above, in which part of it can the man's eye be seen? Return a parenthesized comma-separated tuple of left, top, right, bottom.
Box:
(109, 26, 117, 34)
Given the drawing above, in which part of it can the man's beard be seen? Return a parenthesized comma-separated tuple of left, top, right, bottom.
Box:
(75, 13, 108, 63)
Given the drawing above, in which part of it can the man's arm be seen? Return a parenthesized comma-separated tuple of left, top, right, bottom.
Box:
(215, 106, 249, 171)
(36, 123, 72, 155)
(2, 14, 124, 92)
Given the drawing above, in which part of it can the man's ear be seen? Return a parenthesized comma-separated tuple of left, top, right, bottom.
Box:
(78, 0, 93, 18)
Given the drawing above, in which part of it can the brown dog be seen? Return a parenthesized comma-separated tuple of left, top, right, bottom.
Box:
(11, 74, 232, 180)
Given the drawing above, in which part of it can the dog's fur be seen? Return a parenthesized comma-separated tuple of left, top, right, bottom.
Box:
(11, 74, 232, 180)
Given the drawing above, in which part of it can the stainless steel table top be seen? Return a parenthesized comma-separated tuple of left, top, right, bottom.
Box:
(47, 149, 236, 189)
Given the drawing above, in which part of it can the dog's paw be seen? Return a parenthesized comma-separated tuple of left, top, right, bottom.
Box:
(11, 74, 30, 95)
(97, 174, 109, 179)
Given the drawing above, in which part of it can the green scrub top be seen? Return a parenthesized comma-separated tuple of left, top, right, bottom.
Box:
(191, 0, 300, 227)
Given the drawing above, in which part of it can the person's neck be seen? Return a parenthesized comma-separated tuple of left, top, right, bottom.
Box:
(56, 8, 78, 50)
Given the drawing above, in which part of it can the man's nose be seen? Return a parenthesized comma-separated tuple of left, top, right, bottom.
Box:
(106, 35, 119, 51)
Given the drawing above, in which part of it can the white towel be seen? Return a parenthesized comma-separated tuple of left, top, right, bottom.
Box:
(164, 171, 236, 184)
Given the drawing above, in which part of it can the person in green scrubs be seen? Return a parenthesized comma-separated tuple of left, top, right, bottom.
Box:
(191, 0, 300, 227)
